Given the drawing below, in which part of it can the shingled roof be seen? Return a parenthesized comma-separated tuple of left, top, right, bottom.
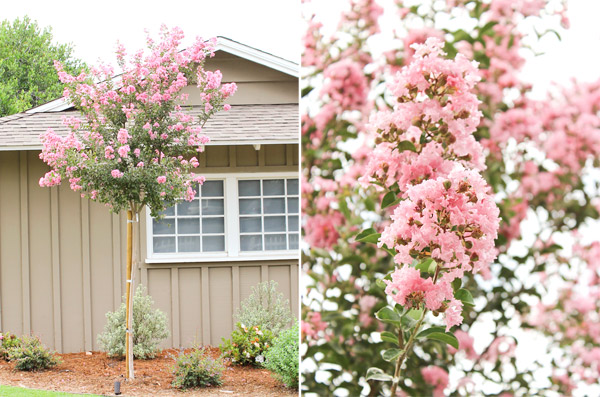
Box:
(0, 103, 298, 151)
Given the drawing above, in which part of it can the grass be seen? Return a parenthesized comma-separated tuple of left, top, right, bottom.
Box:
(0, 385, 102, 396)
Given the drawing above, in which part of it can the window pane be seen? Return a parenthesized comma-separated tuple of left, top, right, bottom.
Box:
(153, 237, 175, 253)
(288, 215, 299, 232)
(264, 216, 286, 232)
(159, 206, 175, 217)
(203, 236, 225, 252)
(240, 217, 262, 233)
(239, 180, 260, 196)
(263, 179, 284, 196)
(178, 218, 200, 234)
(240, 198, 261, 215)
(265, 234, 287, 250)
(178, 200, 199, 216)
(264, 198, 285, 214)
(289, 233, 299, 250)
(153, 218, 175, 235)
(287, 197, 299, 214)
(202, 217, 224, 234)
(287, 179, 299, 195)
(202, 199, 224, 215)
(240, 235, 262, 251)
(202, 181, 223, 197)
(178, 236, 200, 252)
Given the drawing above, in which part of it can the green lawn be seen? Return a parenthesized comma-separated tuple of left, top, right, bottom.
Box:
(0, 385, 102, 396)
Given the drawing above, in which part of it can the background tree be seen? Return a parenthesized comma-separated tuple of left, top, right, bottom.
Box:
(39, 26, 236, 379)
(0, 15, 86, 117)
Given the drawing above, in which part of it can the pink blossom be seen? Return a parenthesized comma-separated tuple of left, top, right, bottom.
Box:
(111, 170, 123, 178)
(157, 176, 167, 184)
(421, 366, 449, 397)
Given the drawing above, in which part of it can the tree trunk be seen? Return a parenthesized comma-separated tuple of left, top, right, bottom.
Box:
(125, 209, 135, 380)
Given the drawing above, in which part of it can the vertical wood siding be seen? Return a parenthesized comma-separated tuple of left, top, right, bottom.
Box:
(0, 145, 298, 353)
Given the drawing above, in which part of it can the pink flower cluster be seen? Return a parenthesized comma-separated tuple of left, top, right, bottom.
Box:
(373, 40, 500, 331)
(361, 38, 485, 191)
(420, 365, 449, 397)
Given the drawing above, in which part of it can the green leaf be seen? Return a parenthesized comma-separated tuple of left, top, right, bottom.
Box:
(397, 140, 417, 153)
(375, 307, 401, 326)
(415, 258, 434, 273)
(381, 244, 396, 257)
(375, 279, 386, 289)
(425, 332, 459, 349)
(407, 308, 423, 321)
(401, 315, 417, 329)
(455, 288, 475, 306)
(380, 331, 399, 345)
(381, 191, 400, 209)
(416, 326, 447, 339)
(366, 367, 393, 382)
(451, 278, 462, 292)
(381, 348, 404, 362)
(355, 228, 380, 244)
(540, 243, 562, 255)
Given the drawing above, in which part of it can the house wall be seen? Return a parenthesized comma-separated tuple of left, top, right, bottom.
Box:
(182, 52, 298, 105)
(0, 144, 299, 353)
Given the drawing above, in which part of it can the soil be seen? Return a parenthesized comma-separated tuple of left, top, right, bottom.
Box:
(0, 348, 298, 396)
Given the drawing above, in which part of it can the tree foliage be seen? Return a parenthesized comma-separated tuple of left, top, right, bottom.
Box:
(0, 16, 86, 117)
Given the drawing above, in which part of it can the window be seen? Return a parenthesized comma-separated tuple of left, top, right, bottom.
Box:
(146, 173, 299, 263)
(238, 178, 299, 251)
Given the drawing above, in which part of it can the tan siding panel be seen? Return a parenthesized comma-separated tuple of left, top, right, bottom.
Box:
(239, 266, 261, 306)
(182, 82, 298, 105)
(147, 268, 173, 348)
(265, 145, 286, 166)
(209, 267, 232, 345)
(178, 268, 202, 347)
(236, 145, 258, 167)
(269, 266, 292, 313)
(58, 183, 84, 352)
(206, 146, 229, 167)
(89, 201, 115, 350)
(0, 152, 23, 335)
(204, 55, 296, 83)
(27, 152, 54, 345)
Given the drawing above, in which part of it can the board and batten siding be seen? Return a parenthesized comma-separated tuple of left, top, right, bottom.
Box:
(0, 144, 299, 353)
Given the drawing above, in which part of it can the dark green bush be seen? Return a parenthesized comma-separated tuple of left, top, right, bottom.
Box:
(219, 322, 274, 366)
(171, 347, 224, 389)
(264, 322, 299, 388)
(8, 335, 60, 371)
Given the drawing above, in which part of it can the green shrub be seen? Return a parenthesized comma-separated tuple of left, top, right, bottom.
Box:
(0, 332, 21, 361)
(220, 322, 274, 366)
(8, 335, 60, 371)
(171, 347, 224, 389)
(97, 285, 169, 359)
(235, 280, 295, 337)
(263, 322, 299, 388)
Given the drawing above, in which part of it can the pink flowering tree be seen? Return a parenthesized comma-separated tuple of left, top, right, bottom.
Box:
(302, 0, 600, 396)
(39, 26, 236, 379)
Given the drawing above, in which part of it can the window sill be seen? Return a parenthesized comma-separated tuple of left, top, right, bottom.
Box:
(145, 252, 299, 264)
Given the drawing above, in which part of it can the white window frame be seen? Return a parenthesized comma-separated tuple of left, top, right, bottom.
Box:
(145, 172, 299, 263)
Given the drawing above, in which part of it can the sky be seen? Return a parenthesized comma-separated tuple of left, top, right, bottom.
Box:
(1, 0, 300, 68)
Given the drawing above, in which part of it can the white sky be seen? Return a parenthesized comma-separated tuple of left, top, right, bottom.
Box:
(1, 0, 300, 68)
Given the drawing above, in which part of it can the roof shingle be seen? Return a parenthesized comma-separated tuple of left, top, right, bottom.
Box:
(0, 104, 298, 150)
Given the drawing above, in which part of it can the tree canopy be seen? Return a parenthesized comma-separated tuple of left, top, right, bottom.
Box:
(0, 16, 87, 117)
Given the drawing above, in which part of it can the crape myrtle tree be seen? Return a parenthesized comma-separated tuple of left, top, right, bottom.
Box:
(39, 26, 237, 379)
(301, 0, 600, 396)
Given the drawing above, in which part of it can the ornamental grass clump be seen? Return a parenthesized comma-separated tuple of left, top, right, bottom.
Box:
(171, 347, 224, 389)
(263, 322, 299, 388)
(98, 285, 169, 359)
(219, 322, 274, 366)
(234, 280, 295, 337)
(8, 335, 61, 371)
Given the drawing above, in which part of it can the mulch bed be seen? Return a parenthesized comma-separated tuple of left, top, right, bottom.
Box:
(0, 347, 298, 396)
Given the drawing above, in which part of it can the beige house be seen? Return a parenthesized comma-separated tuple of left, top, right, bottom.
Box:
(0, 37, 299, 353)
